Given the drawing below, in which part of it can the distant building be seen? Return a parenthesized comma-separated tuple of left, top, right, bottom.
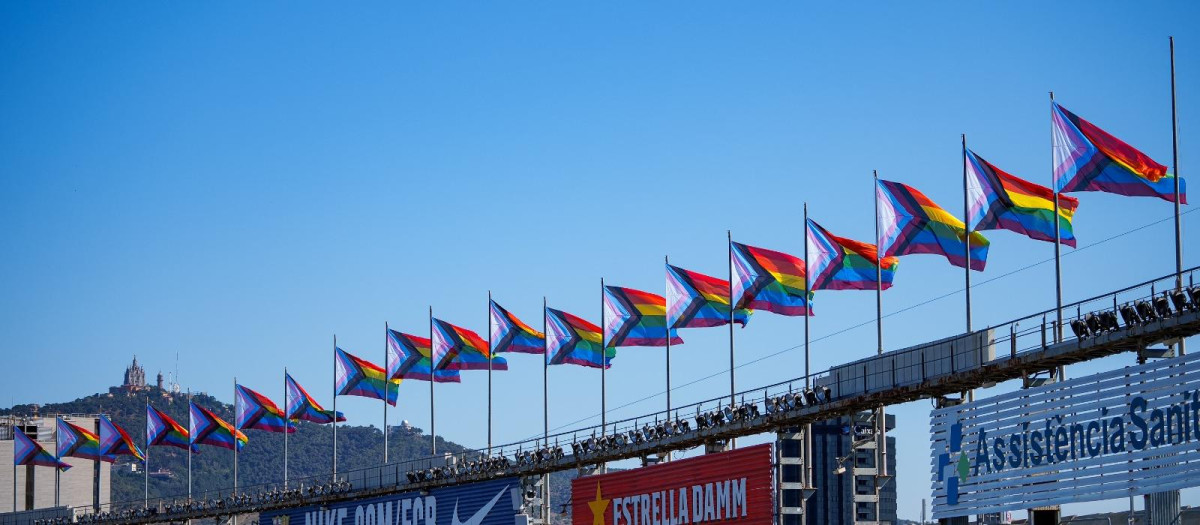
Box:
(0, 416, 112, 515)
(806, 411, 897, 525)
(110, 356, 154, 395)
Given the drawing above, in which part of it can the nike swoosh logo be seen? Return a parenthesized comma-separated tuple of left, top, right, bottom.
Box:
(451, 486, 508, 525)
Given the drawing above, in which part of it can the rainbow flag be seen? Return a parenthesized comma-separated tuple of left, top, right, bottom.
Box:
(806, 219, 897, 291)
(189, 403, 247, 451)
(545, 307, 613, 368)
(1053, 102, 1185, 203)
(387, 329, 461, 383)
(335, 347, 400, 405)
(146, 405, 192, 451)
(284, 374, 345, 424)
(235, 384, 295, 433)
(490, 301, 545, 355)
(603, 285, 682, 347)
(877, 179, 990, 271)
(967, 148, 1079, 247)
(98, 415, 144, 461)
(13, 429, 70, 471)
(731, 241, 811, 316)
(57, 418, 114, 463)
(432, 319, 508, 371)
(666, 264, 751, 329)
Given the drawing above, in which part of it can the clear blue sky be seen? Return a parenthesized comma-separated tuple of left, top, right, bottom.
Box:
(2, 2, 1198, 520)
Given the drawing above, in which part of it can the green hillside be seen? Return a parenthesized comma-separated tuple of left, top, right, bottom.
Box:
(2, 388, 575, 511)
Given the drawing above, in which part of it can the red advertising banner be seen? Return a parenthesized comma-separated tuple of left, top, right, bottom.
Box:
(571, 444, 773, 525)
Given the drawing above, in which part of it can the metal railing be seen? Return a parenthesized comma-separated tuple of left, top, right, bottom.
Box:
(46, 266, 1200, 525)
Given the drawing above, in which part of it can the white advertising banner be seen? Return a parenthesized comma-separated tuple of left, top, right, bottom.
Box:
(930, 351, 1200, 518)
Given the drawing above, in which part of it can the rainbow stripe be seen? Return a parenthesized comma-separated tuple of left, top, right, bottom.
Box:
(1053, 102, 1185, 203)
(146, 405, 192, 451)
(335, 347, 400, 405)
(877, 179, 989, 271)
(731, 241, 811, 316)
(806, 219, 897, 291)
(545, 307, 613, 368)
(490, 301, 545, 355)
(432, 319, 507, 371)
(967, 148, 1079, 247)
(189, 402, 248, 451)
(666, 264, 751, 329)
(285, 374, 345, 424)
(387, 329, 461, 383)
(57, 418, 114, 463)
(603, 285, 682, 347)
(13, 429, 70, 471)
(235, 384, 295, 434)
(98, 415, 144, 462)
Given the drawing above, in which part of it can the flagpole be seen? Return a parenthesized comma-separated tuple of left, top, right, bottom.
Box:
(1170, 36, 1185, 356)
(600, 278, 607, 437)
(232, 378, 239, 525)
(429, 307, 436, 455)
(963, 134, 973, 334)
(487, 292, 493, 456)
(187, 389, 192, 507)
(332, 335, 338, 480)
(542, 296, 550, 525)
(727, 230, 736, 405)
(1050, 92, 1064, 345)
(144, 401, 149, 507)
(383, 322, 389, 465)
(802, 203, 814, 497)
(665, 256, 672, 416)
(282, 368, 288, 489)
(54, 416, 60, 508)
(873, 170, 887, 525)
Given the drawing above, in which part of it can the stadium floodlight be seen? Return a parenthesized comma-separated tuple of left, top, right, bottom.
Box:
(1154, 296, 1173, 318)
(804, 389, 819, 406)
(1189, 286, 1200, 309)
(1099, 311, 1120, 332)
(1085, 313, 1103, 334)
(1136, 300, 1157, 322)
(1120, 304, 1141, 326)
(1070, 319, 1089, 339)
(677, 419, 691, 433)
(1171, 289, 1190, 313)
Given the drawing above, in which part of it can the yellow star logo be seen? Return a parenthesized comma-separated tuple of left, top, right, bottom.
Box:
(587, 483, 611, 525)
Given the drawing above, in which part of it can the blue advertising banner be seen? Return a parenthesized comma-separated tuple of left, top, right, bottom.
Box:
(261, 477, 521, 525)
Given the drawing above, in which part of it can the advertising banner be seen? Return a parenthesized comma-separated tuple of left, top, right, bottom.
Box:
(261, 477, 520, 525)
(571, 444, 773, 525)
(931, 351, 1200, 518)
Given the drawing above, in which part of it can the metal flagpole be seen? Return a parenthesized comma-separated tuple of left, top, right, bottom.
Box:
(429, 307, 436, 455)
(54, 416, 60, 508)
(186, 389, 192, 506)
(964, 135, 976, 404)
(874, 171, 887, 525)
(332, 335, 338, 479)
(144, 401, 149, 507)
(233, 378, 238, 525)
(384, 323, 389, 465)
(283, 368, 288, 489)
(727, 231, 736, 408)
(803, 204, 814, 495)
(600, 278, 607, 436)
(1051, 92, 1064, 345)
(542, 296, 550, 525)
(665, 256, 672, 416)
(12, 412, 17, 514)
(1170, 36, 1185, 355)
(963, 134, 973, 334)
(487, 292, 493, 456)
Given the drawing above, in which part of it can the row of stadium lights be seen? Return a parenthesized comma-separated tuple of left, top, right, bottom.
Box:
(34, 482, 353, 525)
(404, 384, 835, 483)
(1070, 285, 1200, 339)
(44, 284, 1192, 525)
